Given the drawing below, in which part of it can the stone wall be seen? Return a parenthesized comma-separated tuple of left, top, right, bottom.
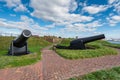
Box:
(44, 36, 61, 43)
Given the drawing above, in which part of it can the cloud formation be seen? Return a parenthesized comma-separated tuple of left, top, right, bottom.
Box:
(31, 0, 93, 23)
(108, 0, 120, 14)
(107, 15, 120, 26)
(14, 4, 27, 12)
(4, 0, 28, 12)
(0, 0, 120, 37)
(63, 21, 102, 32)
(30, 0, 95, 33)
(0, 15, 49, 35)
(82, 5, 108, 14)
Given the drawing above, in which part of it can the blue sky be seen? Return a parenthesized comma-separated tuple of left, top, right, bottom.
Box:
(0, 0, 120, 39)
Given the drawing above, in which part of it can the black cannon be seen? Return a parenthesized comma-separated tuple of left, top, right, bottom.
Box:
(8, 30, 32, 55)
(69, 34, 105, 49)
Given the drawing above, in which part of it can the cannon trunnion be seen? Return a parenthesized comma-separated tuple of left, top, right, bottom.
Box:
(69, 34, 105, 49)
(8, 30, 32, 55)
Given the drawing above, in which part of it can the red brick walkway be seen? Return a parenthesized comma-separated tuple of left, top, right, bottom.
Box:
(42, 48, 120, 80)
(0, 46, 120, 80)
(0, 62, 43, 80)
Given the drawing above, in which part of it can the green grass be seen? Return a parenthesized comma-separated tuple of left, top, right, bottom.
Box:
(56, 47, 117, 59)
(69, 66, 120, 80)
(57, 38, 73, 46)
(97, 40, 120, 48)
(0, 36, 51, 69)
(56, 39, 118, 59)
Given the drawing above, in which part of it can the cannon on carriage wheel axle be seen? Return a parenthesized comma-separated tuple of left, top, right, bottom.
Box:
(8, 29, 32, 55)
(69, 34, 105, 49)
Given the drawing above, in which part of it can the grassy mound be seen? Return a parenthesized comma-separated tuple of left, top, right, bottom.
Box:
(98, 40, 120, 48)
(69, 66, 120, 80)
(0, 36, 51, 69)
(55, 39, 118, 59)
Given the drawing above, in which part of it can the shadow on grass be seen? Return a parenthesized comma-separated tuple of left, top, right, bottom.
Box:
(6, 50, 31, 56)
(55, 45, 96, 50)
(7, 52, 31, 56)
(55, 45, 70, 49)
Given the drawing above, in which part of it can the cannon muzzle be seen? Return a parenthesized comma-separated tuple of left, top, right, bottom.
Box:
(70, 34, 105, 49)
(13, 30, 31, 47)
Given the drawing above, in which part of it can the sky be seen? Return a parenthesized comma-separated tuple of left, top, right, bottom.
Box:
(0, 0, 120, 39)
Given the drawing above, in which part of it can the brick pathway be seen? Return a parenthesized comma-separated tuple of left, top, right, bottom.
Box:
(0, 62, 43, 80)
(42, 47, 120, 80)
(0, 46, 120, 80)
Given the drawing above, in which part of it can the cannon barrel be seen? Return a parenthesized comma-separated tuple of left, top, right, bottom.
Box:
(71, 34, 105, 44)
(82, 34, 105, 43)
(13, 30, 32, 47)
(70, 34, 105, 49)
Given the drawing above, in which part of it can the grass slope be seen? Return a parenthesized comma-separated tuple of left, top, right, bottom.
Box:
(58, 38, 73, 46)
(69, 66, 120, 80)
(56, 39, 118, 59)
(0, 36, 51, 69)
(98, 40, 120, 48)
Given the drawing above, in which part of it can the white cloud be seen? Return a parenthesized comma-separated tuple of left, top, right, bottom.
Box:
(86, 21, 102, 28)
(44, 23, 55, 29)
(109, 20, 117, 26)
(83, 5, 108, 14)
(107, 15, 120, 26)
(108, 0, 115, 4)
(14, 4, 28, 12)
(113, 1, 120, 14)
(69, 0, 78, 12)
(4, 0, 28, 12)
(29, 0, 95, 36)
(2, 0, 119, 37)
(108, 0, 120, 14)
(0, 15, 49, 35)
(79, 2, 87, 7)
(5, 0, 21, 8)
(20, 15, 34, 24)
(30, 0, 113, 34)
(111, 15, 120, 21)
(63, 21, 102, 32)
(30, 0, 93, 26)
